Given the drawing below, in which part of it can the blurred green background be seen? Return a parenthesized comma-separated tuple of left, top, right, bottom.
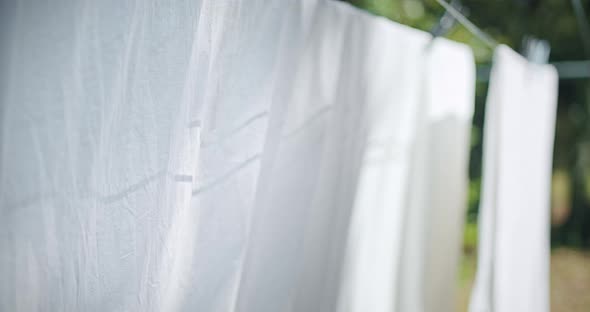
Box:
(343, 0, 590, 311)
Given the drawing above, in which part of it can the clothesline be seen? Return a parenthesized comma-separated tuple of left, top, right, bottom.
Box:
(433, 0, 498, 49)
(436, 0, 590, 79)
(477, 60, 590, 81)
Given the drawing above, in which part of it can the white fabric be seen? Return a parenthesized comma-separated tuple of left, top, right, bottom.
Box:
(397, 38, 475, 312)
(0, 1, 303, 311)
(348, 37, 475, 312)
(421, 39, 474, 312)
(316, 7, 432, 312)
(469, 45, 558, 312)
(0, 0, 477, 311)
(395, 38, 475, 311)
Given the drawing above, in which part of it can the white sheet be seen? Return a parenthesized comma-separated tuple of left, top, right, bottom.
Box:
(469, 45, 558, 312)
(0, 0, 478, 311)
(397, 37, 475, 312)
(345, 36, 475, 312)
(0, 1, 302, 311)
(421, 38, 474, 312)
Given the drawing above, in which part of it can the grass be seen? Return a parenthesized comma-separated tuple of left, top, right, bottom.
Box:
(456, 242, 590, 312)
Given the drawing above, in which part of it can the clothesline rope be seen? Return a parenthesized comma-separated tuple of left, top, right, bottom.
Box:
(434, 0, 499, 49)
(435, 0, 590, 79)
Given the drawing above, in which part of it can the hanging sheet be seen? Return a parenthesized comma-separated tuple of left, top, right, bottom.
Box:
(248, 3, 433, 312)
(1, 0, 477, 311)
(339, 36, 475, 312)
(397, 37, 475, 312)
(0, 0, 303, 311)
(469, 45, 558, 312)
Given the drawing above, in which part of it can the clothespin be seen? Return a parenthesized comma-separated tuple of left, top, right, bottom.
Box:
(430, 0, 464, 38)
(523, 36, 550, 64)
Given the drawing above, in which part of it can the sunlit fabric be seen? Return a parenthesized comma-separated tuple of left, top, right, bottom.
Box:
(469, 45, 558, 312)
(397, 38, 475, 312)
(0, 0, 304, 311)
(342, 36, 475, 312)
(1, 0, 477, 311)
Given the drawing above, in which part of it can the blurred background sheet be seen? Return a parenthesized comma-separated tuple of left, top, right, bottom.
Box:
(396, 37, 475, 312)
(469, 45, 558, 312)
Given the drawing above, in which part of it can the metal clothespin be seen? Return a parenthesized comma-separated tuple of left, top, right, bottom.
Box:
(431, 0, 464, 38)
(433, 0, 499, 49)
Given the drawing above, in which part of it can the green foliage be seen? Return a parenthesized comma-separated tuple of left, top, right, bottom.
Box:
(463, 221, 478, 253)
